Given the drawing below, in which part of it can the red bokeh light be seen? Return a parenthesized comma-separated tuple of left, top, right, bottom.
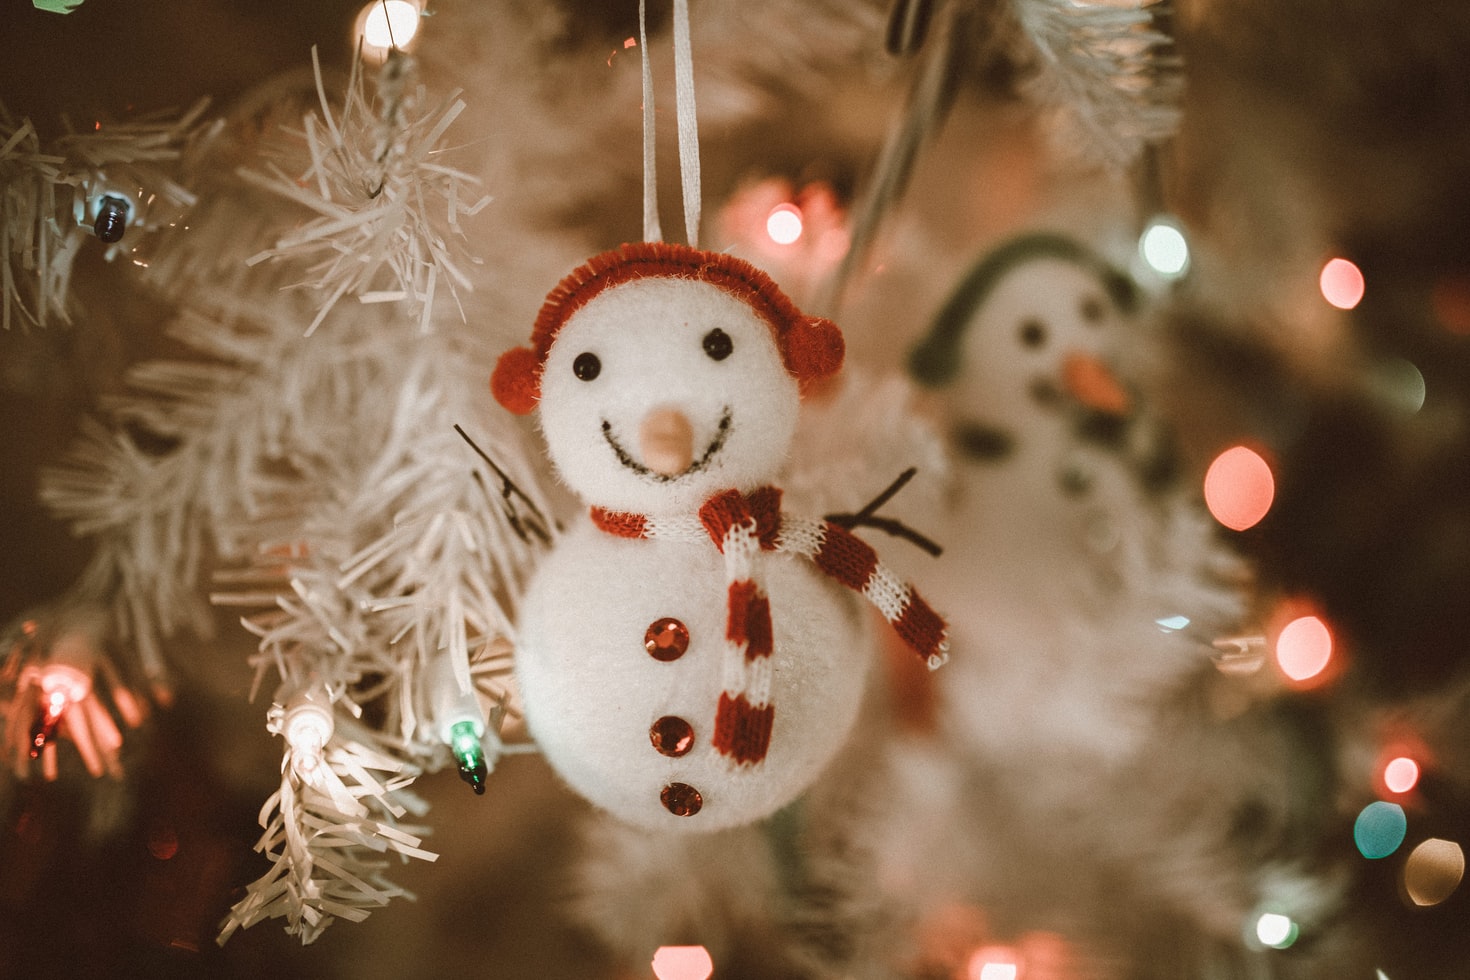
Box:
(651, 945, 714, 980)
(1431, 276, 1470, 335)
(148, 827, 180, 861)
(1275, 615, 1332, 681)
(1320, 257, 1365, 310)
(1203, 445, 1275, 531)
(1383, 756, 1420, 794)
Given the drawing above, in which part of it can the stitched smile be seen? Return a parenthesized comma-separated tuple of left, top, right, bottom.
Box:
(602, 408, 733, 482)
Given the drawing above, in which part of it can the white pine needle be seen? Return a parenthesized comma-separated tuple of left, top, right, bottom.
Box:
(217, 710, 436, 946)
(1013, 0, 1182, 169)
(0, 99, 205, 329)
(237, 49, 491, 335)
(16, 42, 541, 948)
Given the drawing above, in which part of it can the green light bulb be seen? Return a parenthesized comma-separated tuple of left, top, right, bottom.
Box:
(450, 719, 487, 795)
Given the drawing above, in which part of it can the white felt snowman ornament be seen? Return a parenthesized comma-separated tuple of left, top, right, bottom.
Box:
(905, 232, 1243, 762)
(493, 242, 948, 832)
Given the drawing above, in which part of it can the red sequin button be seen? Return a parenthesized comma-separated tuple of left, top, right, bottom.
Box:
(661, 782, 703, 817)
(650, 716, 695, 757)
(645, 617, 690, 661)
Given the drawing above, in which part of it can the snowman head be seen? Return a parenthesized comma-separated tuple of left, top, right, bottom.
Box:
(907, 233, 1141, 460)
(493, 242, 844, 514)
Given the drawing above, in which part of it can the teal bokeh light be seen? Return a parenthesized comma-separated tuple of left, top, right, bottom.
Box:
(1354, 801, 1407, 860)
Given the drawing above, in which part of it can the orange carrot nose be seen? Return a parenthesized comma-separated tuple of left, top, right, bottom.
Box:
(1062, 351, 1132, 417)
(638, 407, 695, 476)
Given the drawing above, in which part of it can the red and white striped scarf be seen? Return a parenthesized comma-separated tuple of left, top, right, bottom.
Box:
(591, 486, 948, 767)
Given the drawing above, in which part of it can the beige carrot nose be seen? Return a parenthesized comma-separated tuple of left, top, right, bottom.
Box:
(1062, 351, 1132, 417)
(638, 406, 695, 476)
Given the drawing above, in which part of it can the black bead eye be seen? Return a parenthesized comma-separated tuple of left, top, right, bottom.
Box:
(573, 352, 601, 381)
(1080, 295, 1106, 324)
(702, 328, 733, 361)
(1019, 319, 1047, 348)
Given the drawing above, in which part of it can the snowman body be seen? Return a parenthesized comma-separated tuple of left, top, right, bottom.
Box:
(516, 522, 868, 831)
(493, 243, 877, 831)
(924, 254, 1150, 762)
(910, 236, 1240, 765)
(940, 255, 1145, 591)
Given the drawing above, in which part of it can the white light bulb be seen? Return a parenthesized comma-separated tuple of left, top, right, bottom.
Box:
(1139, 218, 1190, 278)
(977, 965, 1018, 980)
(766, 204, 804, 245)
(966, 949, 1021, 980)
(282, 694, 335, 777)
(360, 0, 421, 53)
(39, 662, 92, 705)
(1255, 912, 1297, 949)
(426, 649, 485, 743)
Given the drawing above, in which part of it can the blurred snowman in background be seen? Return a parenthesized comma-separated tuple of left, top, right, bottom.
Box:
(907, 231, 1239, 765)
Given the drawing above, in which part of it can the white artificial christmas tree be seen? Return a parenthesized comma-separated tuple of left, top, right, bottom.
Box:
(2, 2, 1469, 978)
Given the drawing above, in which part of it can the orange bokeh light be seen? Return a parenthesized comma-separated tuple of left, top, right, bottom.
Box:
(1203, 445, 1275, 531)
(1404, 839, 1466, 907)
(1275, 615, 1332, 681)
(1320, 257, 1365, 310)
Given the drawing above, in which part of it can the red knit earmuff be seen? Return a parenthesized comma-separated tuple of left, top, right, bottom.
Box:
(489, 346, 541, 416)
(784, 313, 844, 387)
(490, 242, 844, 414)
